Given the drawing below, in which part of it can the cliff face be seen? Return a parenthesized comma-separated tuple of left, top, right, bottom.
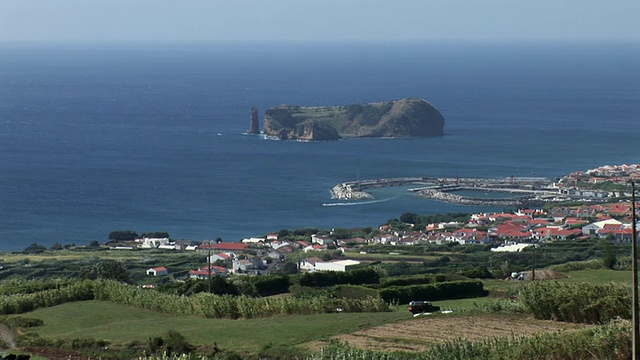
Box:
(263, 98, 444, 141)
(263, 110, 341, 141)
(245, 106, 260, 134)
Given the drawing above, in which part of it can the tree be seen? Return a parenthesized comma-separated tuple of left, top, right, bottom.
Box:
(602, 241, 617, 269)
(50, 242, 63, 251)
(400, 212, 419, 224)
(163, 330, 194, 356)
(108, 230, 138, 241)
(278, 229, 290, 238)
(331, 228, 350, 239)
(273, 261, 299, 275)
(23, 243, 47, 253)
(88, 240, 100, 248)
(141, 232, 170, 239)
(82, 259, 130, 283)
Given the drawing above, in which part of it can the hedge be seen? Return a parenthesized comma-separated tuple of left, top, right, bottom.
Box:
(379, 280, 488, 304)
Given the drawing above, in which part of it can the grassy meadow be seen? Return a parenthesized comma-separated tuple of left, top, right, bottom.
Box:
(10, 267, 630, 357)
(25, 300, 407, 354)
(0, 247, 635, 360)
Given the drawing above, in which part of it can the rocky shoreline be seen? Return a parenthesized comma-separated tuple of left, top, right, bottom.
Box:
(330, 183, 375, 200)
(414, 189, 529, 206)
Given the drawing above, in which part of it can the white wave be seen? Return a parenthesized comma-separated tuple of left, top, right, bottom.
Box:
(322, 197, 397, 207)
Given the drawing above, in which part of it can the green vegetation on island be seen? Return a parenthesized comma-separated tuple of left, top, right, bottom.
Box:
(262, 98, 445, 140)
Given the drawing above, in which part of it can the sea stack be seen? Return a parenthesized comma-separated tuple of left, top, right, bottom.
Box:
(246, 106, 260, 134)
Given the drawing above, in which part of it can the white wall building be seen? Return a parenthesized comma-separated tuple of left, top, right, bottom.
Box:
(314, 259, 361, 272)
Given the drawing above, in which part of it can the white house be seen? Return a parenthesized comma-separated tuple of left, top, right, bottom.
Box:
(208, 252, 235, 263)
(138, 237, 171, 249)
(242, 237, 265, 244)
(146, 266, 168, 276)
(581, 219, 622, 236)
(299, 257, 323, 271)
(311, 234, 335, 245)
(188, 265, 229, 279)
(303, 244, 324, 252)
(314, 259, 360, 272)
(158, 243, 182, 250)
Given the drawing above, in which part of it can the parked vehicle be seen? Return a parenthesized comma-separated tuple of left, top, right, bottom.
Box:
(407, 300, 440, 314)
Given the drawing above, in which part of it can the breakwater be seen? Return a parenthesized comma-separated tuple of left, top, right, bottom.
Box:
(330, 176, 554, 206)
(414, 189, 534, 206)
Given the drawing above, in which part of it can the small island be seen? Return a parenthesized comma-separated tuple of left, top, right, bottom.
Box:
(253, 98, 445, 141)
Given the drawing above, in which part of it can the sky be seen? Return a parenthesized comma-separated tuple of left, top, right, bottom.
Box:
(1, 0, 639, 43)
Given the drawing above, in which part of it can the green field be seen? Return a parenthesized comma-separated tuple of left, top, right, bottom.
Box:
(6, 268, 633, 358)
(26, 300, 408, 354)
(561, 269, 631, 283)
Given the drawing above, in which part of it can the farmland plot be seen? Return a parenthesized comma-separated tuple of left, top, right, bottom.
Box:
(328, 314, 589, 352)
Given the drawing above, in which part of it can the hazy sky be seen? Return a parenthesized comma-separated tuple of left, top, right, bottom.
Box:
(1, 0, 638, 43)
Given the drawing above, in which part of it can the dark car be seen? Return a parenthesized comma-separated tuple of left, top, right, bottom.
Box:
(407, 300, 440, 314)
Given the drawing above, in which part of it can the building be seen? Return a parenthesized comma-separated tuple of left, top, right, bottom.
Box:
(146, 267, 168, 276)
(188, 265, 229, 279)
(314, 259, 360, 272)
(138, 238, 171, 249)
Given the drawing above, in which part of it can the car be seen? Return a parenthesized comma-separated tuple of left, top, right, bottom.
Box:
(407, 300, 440, 314)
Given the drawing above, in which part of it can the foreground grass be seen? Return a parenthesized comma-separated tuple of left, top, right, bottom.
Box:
(27, 300, 408, 354)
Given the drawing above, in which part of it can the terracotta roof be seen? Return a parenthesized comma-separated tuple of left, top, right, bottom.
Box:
(200, 243, 249, 251)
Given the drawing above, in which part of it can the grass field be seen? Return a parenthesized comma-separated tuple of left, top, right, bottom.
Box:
(561, 269, 631, 283)
(8, 268, 633, 358)
(27, 301, 408, 354)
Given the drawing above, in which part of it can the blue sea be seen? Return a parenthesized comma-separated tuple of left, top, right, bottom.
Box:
(1, 41, 639, 251)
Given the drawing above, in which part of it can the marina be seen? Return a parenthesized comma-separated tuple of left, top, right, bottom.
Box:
(330, 176, 565, 207)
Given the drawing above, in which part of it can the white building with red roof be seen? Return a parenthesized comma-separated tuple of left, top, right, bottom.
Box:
(146, 266, 168, 276)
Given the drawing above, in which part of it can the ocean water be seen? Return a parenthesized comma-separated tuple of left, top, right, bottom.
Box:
(1, 41, 639, 251)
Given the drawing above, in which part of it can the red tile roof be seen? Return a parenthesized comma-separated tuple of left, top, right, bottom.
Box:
(201, 242, 249, 251)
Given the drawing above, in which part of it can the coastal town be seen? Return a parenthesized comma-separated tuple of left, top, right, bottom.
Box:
(124, 164, 640, 281)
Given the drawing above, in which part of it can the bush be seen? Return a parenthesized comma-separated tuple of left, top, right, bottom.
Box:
(163, 330, 195, 356)
(547, 259, 605, 272)
(378, 274, 467, 289)
(3, 315, 44, 328)
(519, 281, 631, 324)
(298, 268, 380, 288)
(334, 285, 380, 299)
(379, 280, 488, 304)
(289, 284, 330, 298)
(250, 276, 290, 296)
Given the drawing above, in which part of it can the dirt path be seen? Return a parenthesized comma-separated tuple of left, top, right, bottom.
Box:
(0, 322, 17, 349)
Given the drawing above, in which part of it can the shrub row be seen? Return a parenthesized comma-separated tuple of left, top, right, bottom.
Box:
(376, 274, 466, 289)
(0, 280, 390, 319)
(519, 281, 631, 324)
(379, 280, 488, 304)
(0, 278, 76, 295)
(297, 268, 380, 288)
(0, 280, 95, 314)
